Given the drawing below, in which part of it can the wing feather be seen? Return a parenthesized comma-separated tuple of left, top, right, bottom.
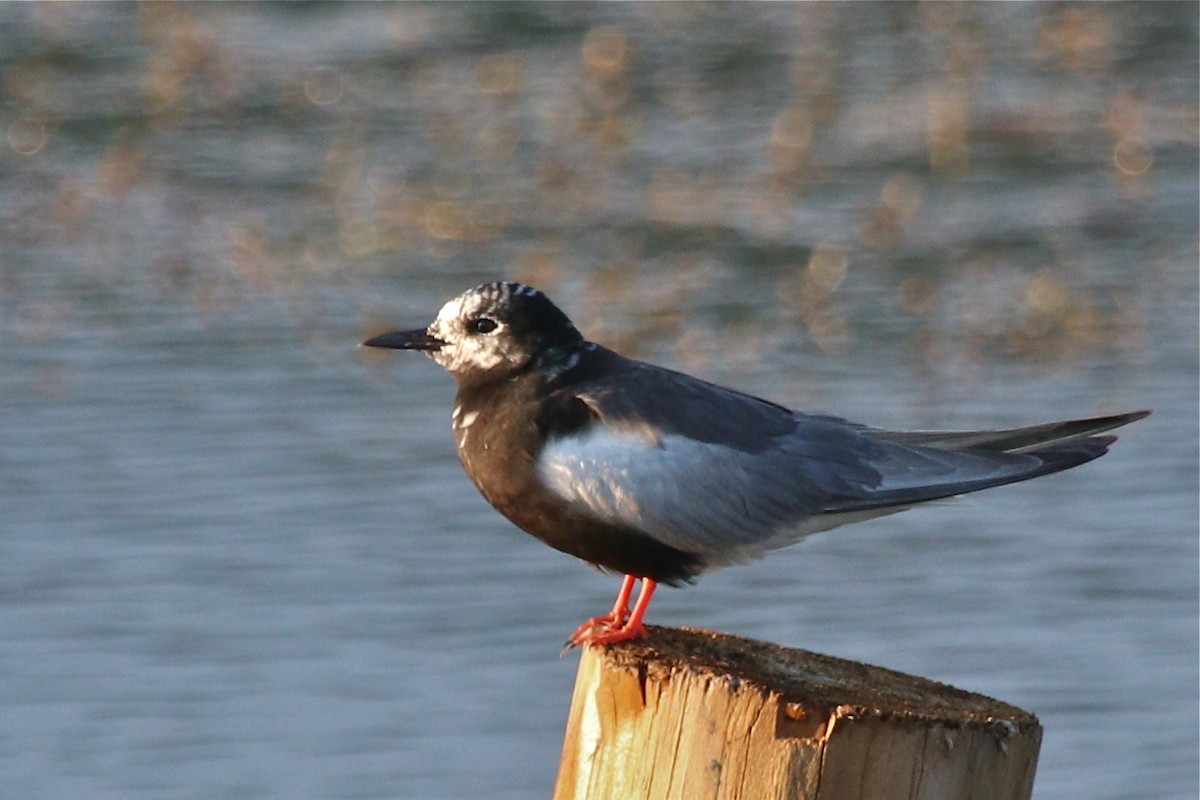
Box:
(535, 349, 1147, 571)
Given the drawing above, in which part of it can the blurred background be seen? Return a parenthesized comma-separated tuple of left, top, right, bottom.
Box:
(1, 4, 1196, 800)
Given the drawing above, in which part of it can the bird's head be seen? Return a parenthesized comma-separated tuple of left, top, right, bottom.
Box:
(362, 282, 583, 387)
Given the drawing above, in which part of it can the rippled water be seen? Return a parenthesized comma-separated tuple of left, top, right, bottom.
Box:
(2, 5, 1196, 800)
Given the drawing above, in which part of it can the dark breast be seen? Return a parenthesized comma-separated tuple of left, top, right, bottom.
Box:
(452, 372, 704, 586)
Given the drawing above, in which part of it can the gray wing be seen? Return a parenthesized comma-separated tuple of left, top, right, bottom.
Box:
(554, 349, 800, 453)
(538, 359, 1146, 569)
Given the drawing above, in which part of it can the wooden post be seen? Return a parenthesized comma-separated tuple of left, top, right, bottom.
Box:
(554, 626, 1041, 800)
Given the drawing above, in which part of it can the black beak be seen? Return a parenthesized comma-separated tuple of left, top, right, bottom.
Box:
(360, 328, 446, 351)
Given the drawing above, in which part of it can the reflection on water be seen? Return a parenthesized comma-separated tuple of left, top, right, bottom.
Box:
(1, 5, 1196, 800)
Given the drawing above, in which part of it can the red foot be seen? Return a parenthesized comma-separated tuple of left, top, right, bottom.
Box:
(570, 617, 647, 646)
(566, 613, 623, 645)
(564, 576, 657, 649)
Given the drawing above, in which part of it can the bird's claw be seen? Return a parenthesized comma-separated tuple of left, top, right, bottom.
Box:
(560, 614, 646, 655)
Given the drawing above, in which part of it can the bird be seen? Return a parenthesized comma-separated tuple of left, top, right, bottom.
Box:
(362, 281, 1149, 648)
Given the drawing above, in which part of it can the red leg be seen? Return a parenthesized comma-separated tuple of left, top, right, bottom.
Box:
(606, 574, 637, 622)
(569, 578, 657, 647)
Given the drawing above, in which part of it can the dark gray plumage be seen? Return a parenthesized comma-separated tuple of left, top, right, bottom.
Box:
(363, 281, 1150, 644)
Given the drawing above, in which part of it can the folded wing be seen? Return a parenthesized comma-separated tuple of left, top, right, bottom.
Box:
(537, 356, 1148, 569)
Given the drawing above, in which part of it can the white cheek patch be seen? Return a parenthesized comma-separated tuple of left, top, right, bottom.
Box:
(430, 329, 512, 373)
(427, 295, 522, 373)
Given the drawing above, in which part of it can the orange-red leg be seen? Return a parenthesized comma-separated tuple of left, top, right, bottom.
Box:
(606, 574, 637, 623)
(566, 576, 657, 648)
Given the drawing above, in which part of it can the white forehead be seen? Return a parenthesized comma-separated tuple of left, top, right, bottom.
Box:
(434, 291, 486, 326)
(433, 283, 539, 325)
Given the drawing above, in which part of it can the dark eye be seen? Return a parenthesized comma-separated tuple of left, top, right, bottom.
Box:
(469, 317, 498, 334)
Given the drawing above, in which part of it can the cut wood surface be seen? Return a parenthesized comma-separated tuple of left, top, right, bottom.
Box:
(554, 626, 1041, 800)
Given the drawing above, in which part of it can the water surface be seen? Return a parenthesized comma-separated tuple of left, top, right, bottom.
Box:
(2, 5, 1196, 799)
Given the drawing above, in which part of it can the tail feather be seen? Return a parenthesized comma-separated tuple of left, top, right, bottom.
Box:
(821, 412, 1148, 516)
(872, 410, 1150, 454)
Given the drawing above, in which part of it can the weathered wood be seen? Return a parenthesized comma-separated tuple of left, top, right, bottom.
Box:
(554, 626, 1041, 800)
